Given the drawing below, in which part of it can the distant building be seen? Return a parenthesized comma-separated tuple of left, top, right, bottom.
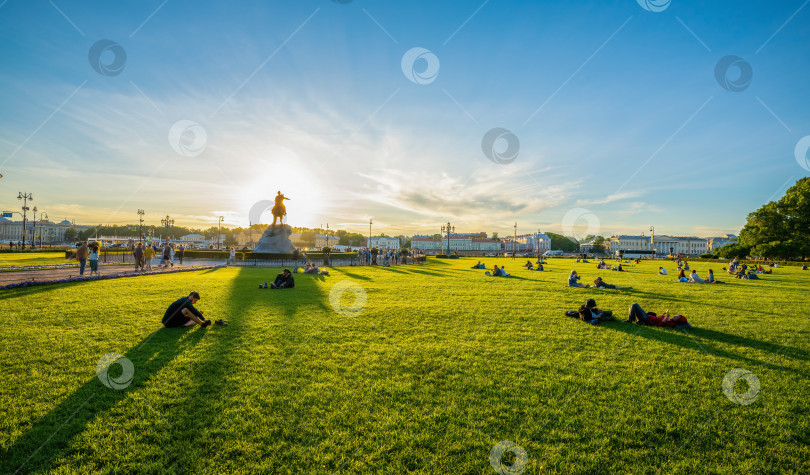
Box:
(502, 233, 550, 253)
(607, 234, 710, 257)
(412, 234, 501, 254)
(369, 236, 400, 249)
(707, 234, 738, 252)
(0, 217, 91, 244)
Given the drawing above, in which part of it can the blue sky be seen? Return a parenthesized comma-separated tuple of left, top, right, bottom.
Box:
(1, 0, 808, 237)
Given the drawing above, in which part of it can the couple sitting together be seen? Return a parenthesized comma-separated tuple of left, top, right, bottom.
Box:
(297, 261, 329, 275)
(524, 260, 544, 271)
(485, 265, 511, 277)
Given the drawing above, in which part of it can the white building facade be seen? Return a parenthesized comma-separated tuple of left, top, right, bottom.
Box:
(369, 236, 400, 249)
(607, 234, 710, 257)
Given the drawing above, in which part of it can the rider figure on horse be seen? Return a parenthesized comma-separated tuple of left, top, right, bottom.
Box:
(271, 191, 290, 226)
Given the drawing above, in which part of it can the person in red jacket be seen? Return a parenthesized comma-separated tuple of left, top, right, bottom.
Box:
(625, 303, 691, 328)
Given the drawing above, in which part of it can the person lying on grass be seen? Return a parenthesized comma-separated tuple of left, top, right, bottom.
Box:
(568, 270, 588, 287)
(593, 276, 632, 289)
(471, 261, 486, 269)
(624, 303, 692, 329)
(271, 268, 295, 288)
(564, 298, 615, 325)
(162, 292, 227, 328)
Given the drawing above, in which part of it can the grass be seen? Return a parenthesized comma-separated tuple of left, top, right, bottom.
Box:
(0, 252, 69, 267)
(0, 257, 808, 473)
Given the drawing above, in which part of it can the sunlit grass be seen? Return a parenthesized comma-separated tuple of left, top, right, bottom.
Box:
(0, 258, 808, 473)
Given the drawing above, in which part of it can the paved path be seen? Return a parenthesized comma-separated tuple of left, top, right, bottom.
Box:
(0, 263, 214, 287)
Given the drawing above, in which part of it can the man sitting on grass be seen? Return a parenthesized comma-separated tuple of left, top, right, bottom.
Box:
(271, 269, 295, 288)
(163, 292, 212, 328)
(688, 270, 706, 283)
(593, 276, 632, 289)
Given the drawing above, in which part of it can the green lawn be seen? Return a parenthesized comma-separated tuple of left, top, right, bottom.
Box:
(0, 252, 69, 267)
(1, 258, 808, 473)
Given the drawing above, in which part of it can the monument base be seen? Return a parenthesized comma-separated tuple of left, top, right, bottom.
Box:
(252, 224, 296, 254)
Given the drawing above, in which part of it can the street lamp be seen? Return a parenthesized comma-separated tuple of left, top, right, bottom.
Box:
(17, 192, 32, 249)
(649, 226, 655, 256)
(368, 219, 372, 248)
(138, 209, 145, 242)
(441, 222, 454, 255)
(161, 215, 174, 244)
(217, 216, 224, 249)
(40, 213, 48, 247)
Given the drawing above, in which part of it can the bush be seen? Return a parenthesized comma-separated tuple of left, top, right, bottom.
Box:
(699, 253, 715, 259)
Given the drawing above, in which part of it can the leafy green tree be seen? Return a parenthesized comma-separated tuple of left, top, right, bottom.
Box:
(739, 177, 810, 259)
(590, 244, 606, 254)
(547, 232, 578, 252)
(63, 227, 77, 242)
(716, 243, 750, 259)
(491, 232, 499, 239)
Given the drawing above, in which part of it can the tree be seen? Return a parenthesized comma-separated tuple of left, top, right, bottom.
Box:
(739, 177, 810, 259)
(716, 243, 750, 259)
(546, 232, 578, 252)
(590, 244, 606, 254)
(223, 234, 238, 246)
(491, 232, 499, 239)
(64, 227, 77, 242)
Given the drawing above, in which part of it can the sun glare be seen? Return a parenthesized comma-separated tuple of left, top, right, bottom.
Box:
(238, 157, 323, 227)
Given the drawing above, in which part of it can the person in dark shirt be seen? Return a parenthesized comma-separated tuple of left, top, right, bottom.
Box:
(593, 276, 632, 289)
(577, 299, 614, 325)
(163, 292, 211, 328)
(270, 269, 295, 289)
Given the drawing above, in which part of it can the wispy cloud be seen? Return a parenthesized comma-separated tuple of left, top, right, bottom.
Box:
(576, 191, 642, 206)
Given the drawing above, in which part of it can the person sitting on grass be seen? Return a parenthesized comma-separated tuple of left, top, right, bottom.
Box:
(803, 265, 808, 271)
(688, 270, 705, 283)
(303, 262, 330, 276)
(162, 292, 226, 328)
(471, 261, 486, 269)
(706, 269, 725, 284)
(683, 262, 690, 271)
(494, 265, 511, 277)
(593, 276, 632, 289)
(271, 269, 295, 288)
(524, 260, 534, 270)
(536, 262, 544, 271)
(568, 270, 588, 287)
(678, 270, 689, 282)
(624, 303, 692, 329)
(658, 267, 667, 275)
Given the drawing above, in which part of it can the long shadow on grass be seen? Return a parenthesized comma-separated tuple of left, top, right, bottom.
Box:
(161, 266, 331, 471)
(0, 326, 208, 474)
(603, 323, 808, 375)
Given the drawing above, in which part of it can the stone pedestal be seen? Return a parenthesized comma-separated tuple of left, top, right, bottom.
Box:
(252, 224, 296, 254)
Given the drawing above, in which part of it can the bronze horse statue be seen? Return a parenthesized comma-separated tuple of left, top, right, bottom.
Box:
(271, 191, 290, 226)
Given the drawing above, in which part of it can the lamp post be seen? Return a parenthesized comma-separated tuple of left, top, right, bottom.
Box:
(217, 216, 224, 249)
(441, 222, 454, 255)
(368, 219, 372, 249)
(326, 223, 329, 249)
(513, 222, 517, 257)
(649, 226, 655, 256)
(38, 212, 47, 248)
(138, 209, 145, 242)
(161, 215, 174, 244)
(17, 192, 32, 249)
